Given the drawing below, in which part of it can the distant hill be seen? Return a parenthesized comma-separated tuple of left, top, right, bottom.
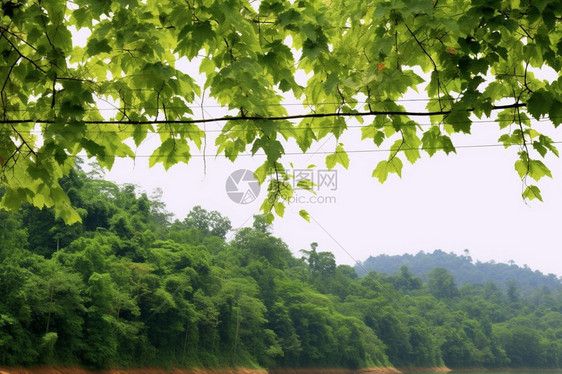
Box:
(356, 250, 562, 292)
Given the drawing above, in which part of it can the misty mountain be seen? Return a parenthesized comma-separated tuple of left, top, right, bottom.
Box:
(356, 249, 562, 293)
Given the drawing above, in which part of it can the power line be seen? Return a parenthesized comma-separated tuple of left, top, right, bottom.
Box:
(3, 141, 554, 161)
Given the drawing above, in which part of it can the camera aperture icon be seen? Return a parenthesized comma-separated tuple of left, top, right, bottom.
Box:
(226, 169, 260, 204)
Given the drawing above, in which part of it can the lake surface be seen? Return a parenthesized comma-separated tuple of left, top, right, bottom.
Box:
(448, 371, 562, 374)
(403, 371, 562, 374)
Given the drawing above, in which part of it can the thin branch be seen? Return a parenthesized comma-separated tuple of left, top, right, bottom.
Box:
(0, 32, 46, 73)
(388, 130, 406, 163)
(0, 26, 38, 51)
(515, 104, 531, 199)
(0, 102, 527, 125)
(519, 25, 534, 40)
(365, 87, 373, 112)
(1, 55, 20, 99)
(97, 92, 131, 121)
(51, 73, 57, 109)
(11, 125, 37, 158)
(522, 62, 534, 94)
(336, 86, 346, 113)
(404, 23, 444, 111)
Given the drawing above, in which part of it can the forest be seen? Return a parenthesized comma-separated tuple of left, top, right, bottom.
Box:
(1, 167, 562, 370)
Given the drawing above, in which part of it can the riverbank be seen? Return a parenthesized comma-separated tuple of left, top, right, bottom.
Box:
(269, 368, 402, 374)
(0, 368, 268, 374)
(0, 367, 453, 374)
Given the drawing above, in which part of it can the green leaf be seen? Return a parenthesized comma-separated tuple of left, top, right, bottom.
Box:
(527, 90, 553, 120)
(295, 122, 316, 152)
(175, 21, 215, 58)
(296, 178, 315, 192)
(326, 144, 349, 170)
(86, 38, 112, 56)
(549, 99, 562, 127)
(421, 126, 456, 156)
(251, 137, 285, 162)
(299, 209, 310, 222)
(523, 185, 543, 201)
(149, 138, 191, 170)
(373, 131, 385, 146)
(133, 124, 151, 147)
(81, 138, 105, 157)
(515, 153, 552, 181)
(1, 188, 29, 210)
(372, 158, 403, 183)
(445, 108, 472, 133)
(528, 159, 552, 181)
(274, 202, 285, 217)
(514, 159, 529, 179)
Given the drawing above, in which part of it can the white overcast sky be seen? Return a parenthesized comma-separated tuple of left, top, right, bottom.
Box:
(99, 101, 562, 279)
(82, 35, 562, 278)
(101, 123, 562, 278)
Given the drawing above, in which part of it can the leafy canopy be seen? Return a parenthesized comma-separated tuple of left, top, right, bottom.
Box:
(1, 0, 561, 222)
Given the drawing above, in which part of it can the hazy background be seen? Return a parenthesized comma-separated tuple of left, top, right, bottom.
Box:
(81, 44, 562, 277)
(96, 113, 562, 277)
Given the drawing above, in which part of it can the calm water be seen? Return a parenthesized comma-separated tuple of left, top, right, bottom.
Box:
(443, 371, 562, 374)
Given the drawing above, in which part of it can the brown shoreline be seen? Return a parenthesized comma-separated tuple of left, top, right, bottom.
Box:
(0, 367, 452, 374)
(11, 366, 562, 374)
(269, 368, 402, 374)
(445, 370, 562, 372)
(0, 368, 268, 374)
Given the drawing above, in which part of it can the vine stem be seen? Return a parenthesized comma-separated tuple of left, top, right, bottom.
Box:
(0, 103, 527, 126)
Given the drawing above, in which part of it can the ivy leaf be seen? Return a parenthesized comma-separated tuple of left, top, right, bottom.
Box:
(299, 209, 310, 222)
(296, 178, 315, 192)
(133, 124, 151, 147)
(254, 161, 277, 184)
(175, 21, 215, 58)
(274, 202, 285, 217)
(515, 154, 552, 181)
(326, 144, 349, 170)
(86, 38, 112, 56)
(549, 99, 562, 127)
(523, 185, 543, 201)
(514, 156, 529, 179)
(251, 137, 285, 162)
(421, 126, 456, 156)
(529, 159, 552, 181)
(51, 190, 82, 224)
(373, 131, 385, 147)
(372, 158, 403, 183)
(527, 90, 552, 120)
(1, 188, 30, 210)
(445, 108, 471, 133)
(295, 122, 316, 152)
(149, 138, 191, 170)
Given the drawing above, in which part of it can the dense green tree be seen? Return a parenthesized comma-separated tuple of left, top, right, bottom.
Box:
(388, 265, 423, 292)
(1, 173, 562, 369)
(180, 206, 232, 240)
(427, 267, 460, 299)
